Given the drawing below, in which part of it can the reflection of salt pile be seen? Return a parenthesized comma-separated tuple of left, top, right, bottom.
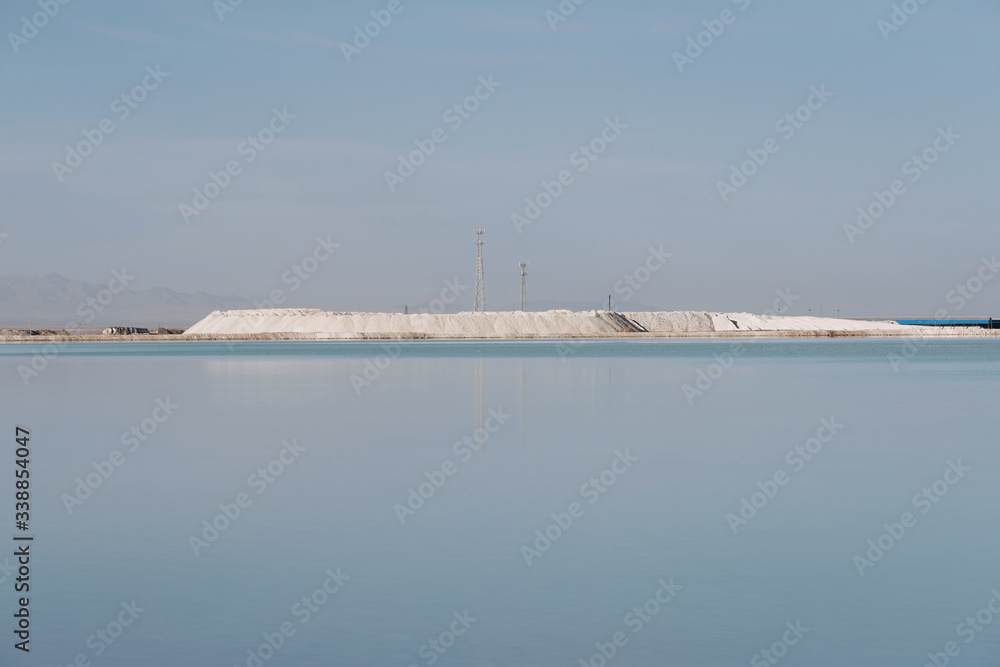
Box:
(184, 309, 916, 338)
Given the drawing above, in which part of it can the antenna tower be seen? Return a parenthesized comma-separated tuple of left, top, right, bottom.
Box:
(519, 262, 528, 312)
(474, 229, 485, 312)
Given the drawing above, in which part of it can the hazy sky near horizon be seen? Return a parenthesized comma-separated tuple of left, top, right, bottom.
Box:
(1, 0, 998, 316)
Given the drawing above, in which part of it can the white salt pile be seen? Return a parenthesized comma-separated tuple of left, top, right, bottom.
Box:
(186, 309, 638, 337)
(184, 308, 926, 338)
(625, 312, 908, 333)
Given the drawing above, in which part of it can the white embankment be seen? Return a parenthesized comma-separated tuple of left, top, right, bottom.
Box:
(183, 309, 935, 338)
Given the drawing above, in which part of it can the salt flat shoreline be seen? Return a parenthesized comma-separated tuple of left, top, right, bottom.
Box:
(1, 329, 998, 343)
(3, 309, 997, 342)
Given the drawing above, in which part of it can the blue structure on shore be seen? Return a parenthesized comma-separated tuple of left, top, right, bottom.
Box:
(894, 318, 997, 328)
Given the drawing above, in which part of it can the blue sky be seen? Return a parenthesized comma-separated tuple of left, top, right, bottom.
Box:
(1, 0, 998, 316)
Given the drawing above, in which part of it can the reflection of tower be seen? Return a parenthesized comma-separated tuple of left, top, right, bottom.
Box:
(520, 358, 527, 446)
(474, 229, 485, 312)
(476, 358, 485, 458)
(519, 262, 528, 312)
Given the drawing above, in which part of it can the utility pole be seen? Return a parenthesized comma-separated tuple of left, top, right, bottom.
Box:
(474, 229, 485, 312)
(519, 262, 528, 312)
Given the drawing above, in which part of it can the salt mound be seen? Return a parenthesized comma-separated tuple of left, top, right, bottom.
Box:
(184, 308, 916, 338)
(620, 312, 718, 333)
(184, 309, 640, 337)
(710, 312, 904, 331)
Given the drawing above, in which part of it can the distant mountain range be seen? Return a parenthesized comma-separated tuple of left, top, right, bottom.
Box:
(0, 274, 667, 330)
(0, 274, 252, 329)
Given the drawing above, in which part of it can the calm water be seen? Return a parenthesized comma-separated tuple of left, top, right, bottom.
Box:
(1, 339, 998, 666)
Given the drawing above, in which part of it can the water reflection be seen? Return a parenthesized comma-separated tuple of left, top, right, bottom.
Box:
(3, 341, 999, 666)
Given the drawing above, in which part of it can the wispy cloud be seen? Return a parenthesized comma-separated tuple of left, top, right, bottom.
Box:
(201, 22, 341, 50)
(85, 25, 185, 47)
(643, 20, 693, 36)
(463, 13, 548, 35)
